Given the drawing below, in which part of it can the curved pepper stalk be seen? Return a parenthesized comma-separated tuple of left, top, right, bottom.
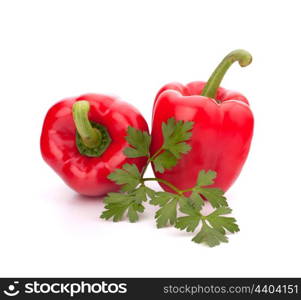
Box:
(72, 100, 111, 157)
(201, 49, 252, 99)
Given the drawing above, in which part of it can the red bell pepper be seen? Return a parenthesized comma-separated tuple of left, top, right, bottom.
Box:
(41, 94, 148, 196)
(151, 49, 254, 193)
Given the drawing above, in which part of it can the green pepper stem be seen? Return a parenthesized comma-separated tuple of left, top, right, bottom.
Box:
(72, 101, 101, 148)
(201, 49, 252, 99)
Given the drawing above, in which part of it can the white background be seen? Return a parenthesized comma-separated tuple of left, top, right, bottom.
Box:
(0, 0, 300, 277)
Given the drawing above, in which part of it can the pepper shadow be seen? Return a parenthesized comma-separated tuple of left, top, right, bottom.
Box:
(54, 188, 105, 225)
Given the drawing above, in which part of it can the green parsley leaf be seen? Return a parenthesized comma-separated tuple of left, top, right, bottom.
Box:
(149, 191, 175, 206)
(152, 118, 193, 173)
(100, 186, 149, 223)
(168, 142, 192, 159)
(175, 215, 201, 232)
(127, 203, 144, 222)
(191, 207, 239, 247)
(206, 207, 240, 234)
(133, 185, 156, 202)
(190, 191, 205, 210)
(100, 193, 134, 222)
(177, 196, 201, 216)
(196, 170, 216, 186)
(162, 118, 193, 155)
(153, 196, 178, 228)
(108, 163, 141, 192)
(150, 192, 184, 228)
(152, 194, 197, 229)
(123, 126, 151, 158)
(193, 170, 228, 208)
(134, 186, 148, 202)
(142, 186, 157, 201)
(192, 221, 228, 247)
(162, 118, 193, 158)
(197, 187, 228, 208)
(176, 201, 201, 232)
(152, 150, 177, 173)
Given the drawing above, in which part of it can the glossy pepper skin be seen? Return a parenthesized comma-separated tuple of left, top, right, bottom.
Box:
(150, 50, 254, 193)
(41, 94, 149, 196)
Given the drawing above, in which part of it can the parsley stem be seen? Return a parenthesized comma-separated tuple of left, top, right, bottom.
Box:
(140, 164, 148, 178)
(140, 147, 164, 178)
(180, 188, 194, 193)
(142, 178, 182, 194)
(149, 147, 164, 162)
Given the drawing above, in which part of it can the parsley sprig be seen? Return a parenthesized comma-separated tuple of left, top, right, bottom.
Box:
(100, 118, 240, 247)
